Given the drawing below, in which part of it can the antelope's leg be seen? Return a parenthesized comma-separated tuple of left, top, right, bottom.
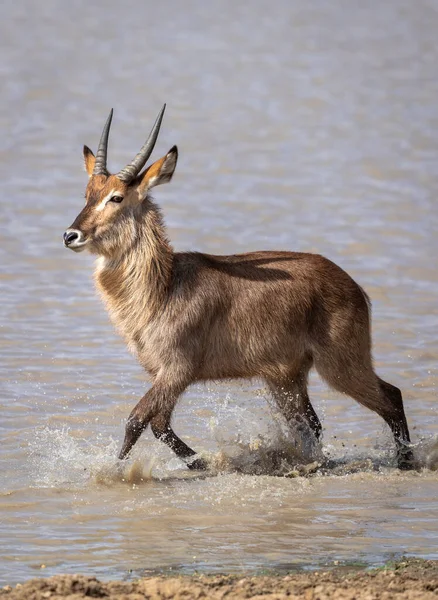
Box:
(150, 419, 208, 470)
(377, 378, 414, 469)
(118, 382, 184, 460)
(265, 358, 321, 440)
(314, 345, 414, 469)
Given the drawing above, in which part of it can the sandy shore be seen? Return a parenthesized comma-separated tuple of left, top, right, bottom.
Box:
(1, 558, 437, 599)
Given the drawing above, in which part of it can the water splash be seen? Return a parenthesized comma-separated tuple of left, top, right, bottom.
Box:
(412, 436, 438, 471)
(27, 426, 155, 488)
(26, 418, 438, 490)
(206, 399, 325, 476)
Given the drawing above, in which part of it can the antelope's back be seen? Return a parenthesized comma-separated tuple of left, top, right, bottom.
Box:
(169, 250, 370, 380)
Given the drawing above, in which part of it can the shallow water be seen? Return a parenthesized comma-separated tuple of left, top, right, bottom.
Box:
(1, 0, 438, 587)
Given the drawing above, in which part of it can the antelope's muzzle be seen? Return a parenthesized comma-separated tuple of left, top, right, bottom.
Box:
(63, 228, 87, 252)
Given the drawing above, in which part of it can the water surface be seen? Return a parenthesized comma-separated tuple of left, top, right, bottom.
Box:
(1, 0, 438, 586)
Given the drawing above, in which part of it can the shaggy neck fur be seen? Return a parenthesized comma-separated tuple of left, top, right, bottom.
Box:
(95, 201, 173, 347)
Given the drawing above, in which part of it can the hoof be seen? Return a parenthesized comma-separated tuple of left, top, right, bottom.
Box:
(397, 448, 416, 471)
(187, 457, 208, 471)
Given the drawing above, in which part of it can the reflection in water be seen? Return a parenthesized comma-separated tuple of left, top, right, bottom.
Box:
(1, 0, 438, 587)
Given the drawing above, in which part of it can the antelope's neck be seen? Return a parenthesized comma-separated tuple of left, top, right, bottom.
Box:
(94, 209, 173, 347)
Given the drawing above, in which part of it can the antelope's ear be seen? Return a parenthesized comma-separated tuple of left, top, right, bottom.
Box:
(137, 146, 178, 199)
(83, 145, 96, 177)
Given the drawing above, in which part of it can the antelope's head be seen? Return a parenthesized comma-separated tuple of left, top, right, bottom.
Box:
(63, 105, 177, 257)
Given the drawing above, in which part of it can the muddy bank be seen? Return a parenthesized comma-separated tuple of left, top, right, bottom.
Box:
(2, 558, 437, 599)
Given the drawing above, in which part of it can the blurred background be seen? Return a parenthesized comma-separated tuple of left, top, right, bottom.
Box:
(1, 0, 438, 586)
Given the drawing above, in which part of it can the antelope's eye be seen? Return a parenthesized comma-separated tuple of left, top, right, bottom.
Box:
(109, 195, 123, 203)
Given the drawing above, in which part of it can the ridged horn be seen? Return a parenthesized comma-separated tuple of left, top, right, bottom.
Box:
(92, 109, 113, 176)
(117, 104, 166, 183)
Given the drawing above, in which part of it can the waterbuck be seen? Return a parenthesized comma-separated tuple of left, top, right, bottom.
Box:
(63, 106, 413, 470)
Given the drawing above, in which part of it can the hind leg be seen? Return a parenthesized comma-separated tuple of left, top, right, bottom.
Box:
(265, 358, 322, 441)
(377, 378, 413, 468)
(314, 351, 413, 469)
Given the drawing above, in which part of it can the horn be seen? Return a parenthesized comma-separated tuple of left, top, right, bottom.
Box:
(92, 109, 113, 176)
(117, 104, 166, 183)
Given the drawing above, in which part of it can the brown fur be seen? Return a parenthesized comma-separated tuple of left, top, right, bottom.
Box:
(65, 144, 413, 470)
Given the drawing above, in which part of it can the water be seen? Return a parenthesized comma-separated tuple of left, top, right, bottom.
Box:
(1, 0, 438, 586)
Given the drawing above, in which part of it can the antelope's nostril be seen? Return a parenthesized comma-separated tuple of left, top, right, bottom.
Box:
(63, 230, 80, 245)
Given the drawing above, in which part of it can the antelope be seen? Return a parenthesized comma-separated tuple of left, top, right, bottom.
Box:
(63, 106, 414, 470)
